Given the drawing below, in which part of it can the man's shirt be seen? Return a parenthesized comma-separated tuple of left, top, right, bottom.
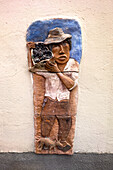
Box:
(35, 58, 79, 101)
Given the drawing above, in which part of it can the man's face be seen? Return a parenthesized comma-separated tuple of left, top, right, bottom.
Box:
(52, 40, 70, 64)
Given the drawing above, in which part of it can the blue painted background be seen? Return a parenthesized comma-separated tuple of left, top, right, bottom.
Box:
(26, 19, 82, 63)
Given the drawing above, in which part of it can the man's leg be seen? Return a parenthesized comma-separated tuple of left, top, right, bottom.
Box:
(56, 115, 72, 152)
(41, 115, 55, 137)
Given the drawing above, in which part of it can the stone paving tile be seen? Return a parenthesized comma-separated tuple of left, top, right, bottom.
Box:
(0, 153, 113, 170)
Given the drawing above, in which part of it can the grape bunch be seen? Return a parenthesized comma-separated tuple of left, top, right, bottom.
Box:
(32, 43, 52, 64)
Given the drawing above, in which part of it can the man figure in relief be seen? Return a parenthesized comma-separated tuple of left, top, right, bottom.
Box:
(28, 27, 79, 151)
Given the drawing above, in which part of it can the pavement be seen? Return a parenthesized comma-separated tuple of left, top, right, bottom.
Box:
(0, 153, 113, 170)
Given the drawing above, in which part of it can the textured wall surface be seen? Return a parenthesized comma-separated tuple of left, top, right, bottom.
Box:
(0, 0, 113, 153)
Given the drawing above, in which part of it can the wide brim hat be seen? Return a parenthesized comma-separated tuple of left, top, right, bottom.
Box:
(44, 27, 72, 45)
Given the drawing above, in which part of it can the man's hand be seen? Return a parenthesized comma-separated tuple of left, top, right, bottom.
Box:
(26, 42, 35, 49)
(45, 58, 60, 73)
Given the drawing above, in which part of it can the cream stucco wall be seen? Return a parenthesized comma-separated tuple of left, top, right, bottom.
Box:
(0, 0, 113, 153)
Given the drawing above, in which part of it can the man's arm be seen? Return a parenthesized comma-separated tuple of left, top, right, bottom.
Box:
(57, 72, 75, 90)
(45, 60, 77, 90)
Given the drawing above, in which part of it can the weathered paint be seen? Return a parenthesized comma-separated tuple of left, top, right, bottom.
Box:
(26, 19, 82, 64)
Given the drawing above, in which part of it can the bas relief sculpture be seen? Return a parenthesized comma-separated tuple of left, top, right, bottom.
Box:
(26, 19, 82, 155)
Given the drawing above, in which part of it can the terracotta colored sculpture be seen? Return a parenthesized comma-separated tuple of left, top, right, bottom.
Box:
(37, 137, 63, 151)
(27, 26, 79, 155)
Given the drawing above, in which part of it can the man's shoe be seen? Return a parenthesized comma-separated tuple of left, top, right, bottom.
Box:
(57, 141, 71, 152)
